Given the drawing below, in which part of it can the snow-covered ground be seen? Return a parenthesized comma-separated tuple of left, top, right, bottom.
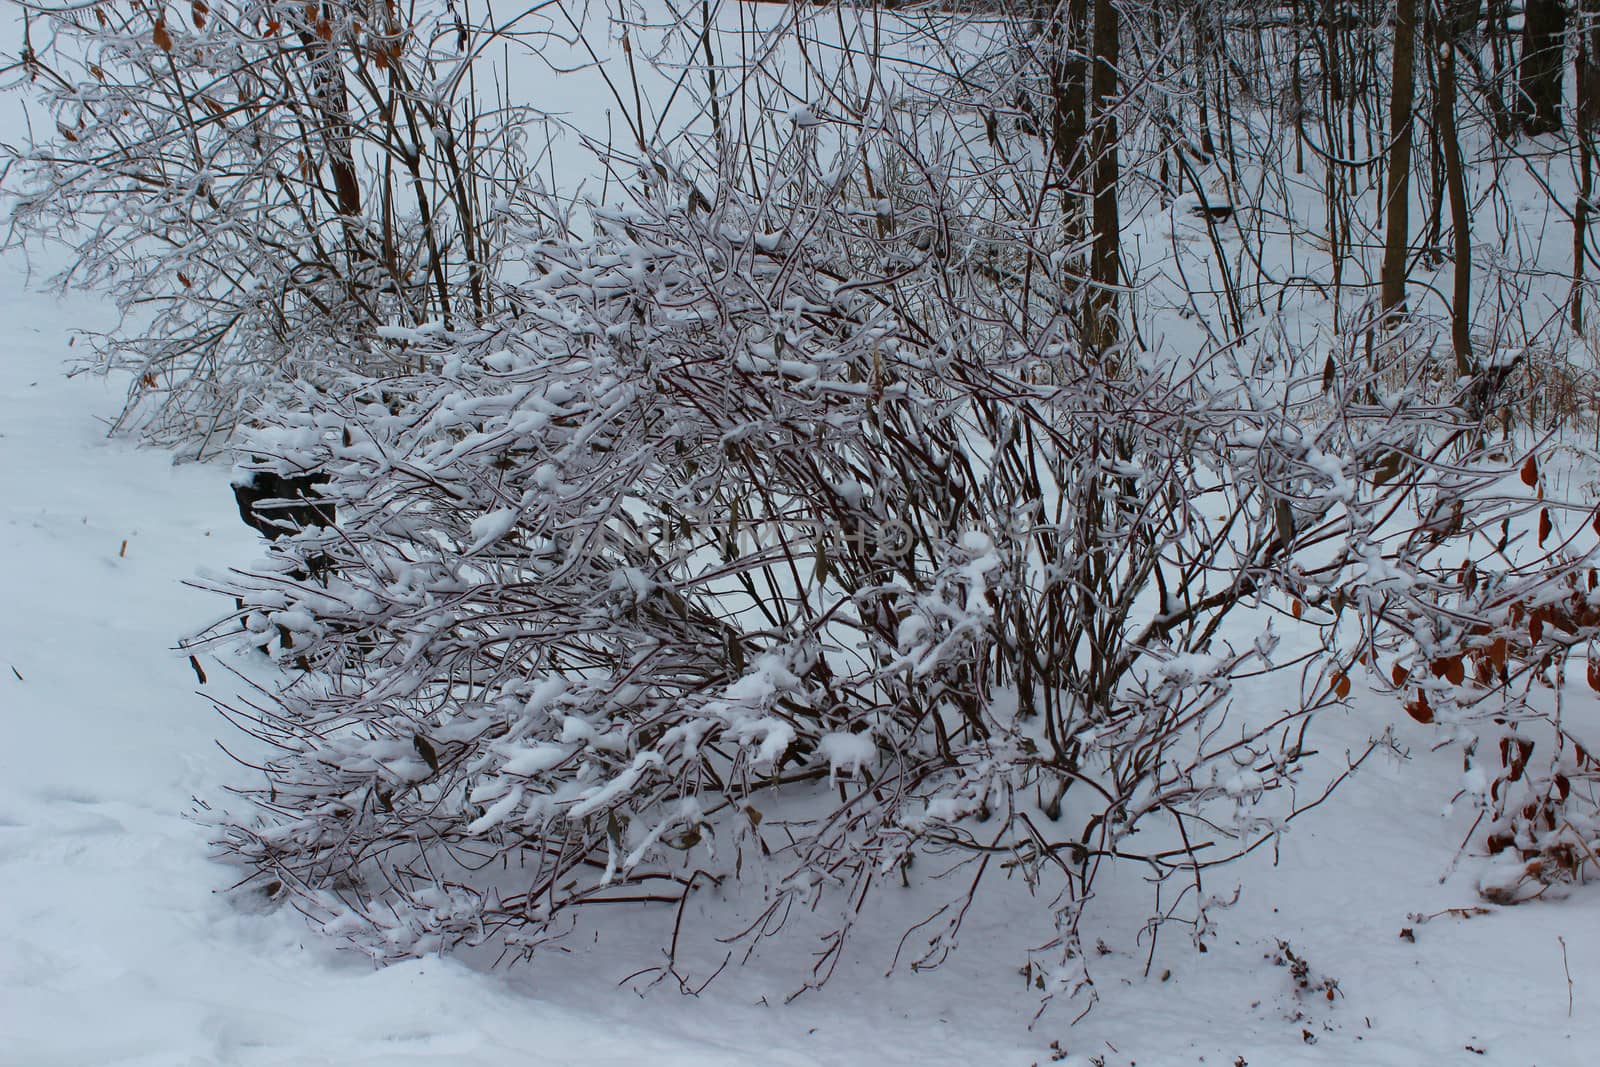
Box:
(0, 260, 816, 1066)
(2, 251, 1598, 1067)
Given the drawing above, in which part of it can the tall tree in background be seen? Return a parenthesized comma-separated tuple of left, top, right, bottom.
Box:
(1575, 0, 1600, 329)
(1038, 0, 1091, 338)
(1383, 0, 1420, 314)
(1025, 0, 1117, 351)
(1088, 0, 1121, 350)
(1519, 0, 1569, 134)
(1435, 0, 1476, 371)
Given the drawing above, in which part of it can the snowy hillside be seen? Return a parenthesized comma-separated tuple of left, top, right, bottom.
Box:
(1, 250, 1595, 1066)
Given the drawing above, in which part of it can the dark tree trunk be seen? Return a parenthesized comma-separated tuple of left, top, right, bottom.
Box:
(1487, 0, 1515, 139)
(1519, 0, 1569, 135)
(1382, 0, 1419, 315)
(295, 3, 361, 219)
(1089, 0, 1121, 351)
(1575, 2, 1600, 329)
(1042, 0, 1089, 237)
(1435, 1, 1475, 374)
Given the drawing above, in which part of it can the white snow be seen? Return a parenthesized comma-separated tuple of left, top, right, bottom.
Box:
(498, 742, 574, 777)
(818, 731, 877, 782)
(467, 508, 521, 552)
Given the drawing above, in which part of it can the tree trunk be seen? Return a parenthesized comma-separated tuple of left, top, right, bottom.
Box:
(1575, 2, 1600, 330)
(1089, 0, 1120, 351)
(296, 2, 361, 220)
(1042, 0, 1089, 255)
(1436, 2, 1474, 374)
(1382, 0, 1419, 316)
(1519, 0, 1569, 135)
(1486, 0, 1514, 139)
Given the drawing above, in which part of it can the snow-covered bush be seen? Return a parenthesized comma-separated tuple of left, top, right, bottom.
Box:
(4, 0, 545, 450)
(189, 76, 1582, 1006)
(1379, 454, 1600, 906)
